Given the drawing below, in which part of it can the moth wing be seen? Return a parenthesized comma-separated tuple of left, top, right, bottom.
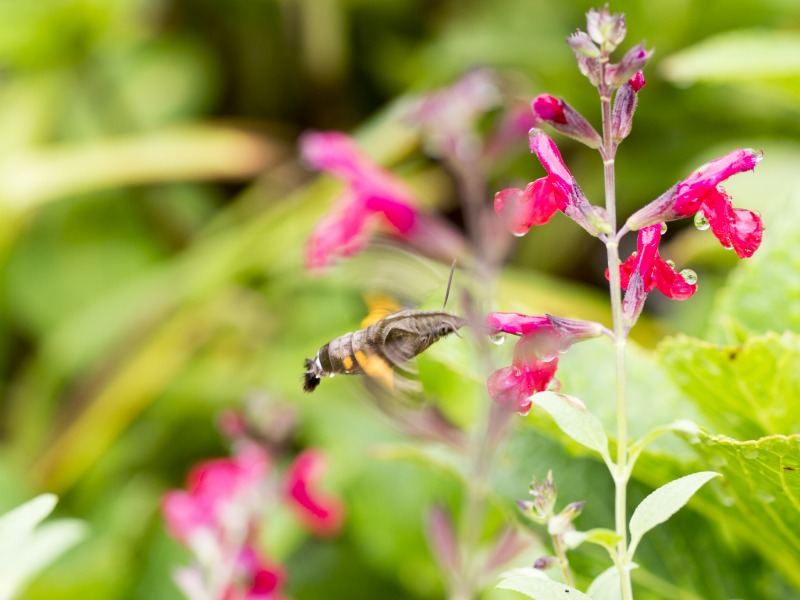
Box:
(360, 293, 404, 328)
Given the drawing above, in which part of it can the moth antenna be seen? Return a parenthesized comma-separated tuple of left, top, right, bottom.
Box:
(442, 260, 457, 310)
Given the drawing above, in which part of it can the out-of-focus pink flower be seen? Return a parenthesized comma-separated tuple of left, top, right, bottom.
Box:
(404, 68, 500, 160)
(301, 131, 419, 270)
(284, 450, 344, 536)
(162, 444, 269, 543)
(494, 131, 574, 235)
(613, 224, 697, 300)
(674, 149, 763, 258)
(485, 313, 603, 414)
(232, 546, 287, 600)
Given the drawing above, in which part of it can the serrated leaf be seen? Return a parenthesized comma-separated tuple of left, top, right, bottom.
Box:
(531, 392, 611, 465)
(659, 332, 800, 439)
(686, 432, 800, 589)
(660, 30, 800, 83)
(629, 471, 720, 555)
(498, 573, 591, 599)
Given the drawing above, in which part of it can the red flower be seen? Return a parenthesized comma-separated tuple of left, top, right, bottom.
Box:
(614, 224, 696, 300)
(485, 313, 603, 414)
(300, 131, 419, 270)
(494, 131, 574, 235)
(284, 450, 344, 536)
(674, 149, 763, 258)
(162, 444, 269, 543)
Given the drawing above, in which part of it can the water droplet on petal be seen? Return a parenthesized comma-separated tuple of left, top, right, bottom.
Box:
(512, 231, 526, 238)
(547, 378, 562, 392)
(680, 269, 697, 285)
(489, 332, 506, 345)
(694, 211, 710, 231)
(723, 243, 734, 251)
(660, 222, 668, 234)
(665, 259, 675, 269)
(630, 251, 638, 258)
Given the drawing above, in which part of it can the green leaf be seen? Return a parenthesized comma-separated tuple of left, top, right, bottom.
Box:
(685, 432, 800, 589)
(709, 200, 800, 343)
(628, 471, 720, 555)
(659, 332, 800, 439)
(497, 572, 591, 599)
(660, 30, 800, 83)
(563, 528, 621, 553)
(586, 567, 620, 600)
(530, 392, 611, 466)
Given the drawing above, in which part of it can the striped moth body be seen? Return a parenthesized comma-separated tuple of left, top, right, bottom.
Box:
(302, 309, 466, 393)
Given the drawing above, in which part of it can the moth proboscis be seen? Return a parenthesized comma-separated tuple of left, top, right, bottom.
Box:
(303, 263, 466, 393)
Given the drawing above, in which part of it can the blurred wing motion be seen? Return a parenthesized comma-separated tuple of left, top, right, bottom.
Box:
(302, 308, 467, 393)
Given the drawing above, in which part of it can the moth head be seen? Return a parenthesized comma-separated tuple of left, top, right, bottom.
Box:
(303, 357, 322, 393)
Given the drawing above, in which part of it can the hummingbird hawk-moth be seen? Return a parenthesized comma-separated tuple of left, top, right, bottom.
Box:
(302, 264, 466, 393)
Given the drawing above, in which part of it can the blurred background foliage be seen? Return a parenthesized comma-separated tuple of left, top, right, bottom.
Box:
(0, 0, 798, 598)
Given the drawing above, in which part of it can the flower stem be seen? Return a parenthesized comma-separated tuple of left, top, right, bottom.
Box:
(600, 74, 634, 600)
(551, 533, 576, 587)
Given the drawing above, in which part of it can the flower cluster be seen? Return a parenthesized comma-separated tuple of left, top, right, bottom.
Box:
(162, 444, 342, 600)
(485, 313, 604, 414)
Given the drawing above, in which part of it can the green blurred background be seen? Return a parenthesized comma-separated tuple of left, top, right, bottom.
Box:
(1, 0, 799, 598)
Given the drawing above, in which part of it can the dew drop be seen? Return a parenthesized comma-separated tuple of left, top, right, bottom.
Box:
(680, 269, 698, 285)
(660, 222, 668, 234)
(665, 259, 675, 269)
(547, 378, 562, 392)
(722, 243, 734, 251)
(694, 211, 710, 231)
(489, 332, 506, 345)
(512, 231, 526, 238)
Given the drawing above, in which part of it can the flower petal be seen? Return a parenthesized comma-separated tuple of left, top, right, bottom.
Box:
(674, 148, 761, 214)
(285, 450, 344, 536)
(529, 131, 573, 189)
(486, 312, 551, 335)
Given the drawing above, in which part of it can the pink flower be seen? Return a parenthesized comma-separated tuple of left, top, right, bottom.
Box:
(674, 149, 763, 258)
(629, 71, 646, 92)
(284, 450, 344, 536)
(613, 224, 696, 300)
(300, 131, 419, 270)
(232, 546, 287, 600)
(162, 444, 269, 543)
(485, 313, 603, 414)
(494, 131, 574, 235)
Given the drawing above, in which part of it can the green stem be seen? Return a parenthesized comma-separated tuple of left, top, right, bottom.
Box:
(551, 533, 576, 588)
(600, 73, 634, 599)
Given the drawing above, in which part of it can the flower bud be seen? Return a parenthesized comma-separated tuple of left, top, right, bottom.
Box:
(611, 78, 641, 143)
(586, 6, 626, 51)
(528, 471, 557, 521)
(609, 43, 653, 87)
(567, 30, 601, 58)
(533, 556, 557, 570)
(531, 95, 602, 149)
